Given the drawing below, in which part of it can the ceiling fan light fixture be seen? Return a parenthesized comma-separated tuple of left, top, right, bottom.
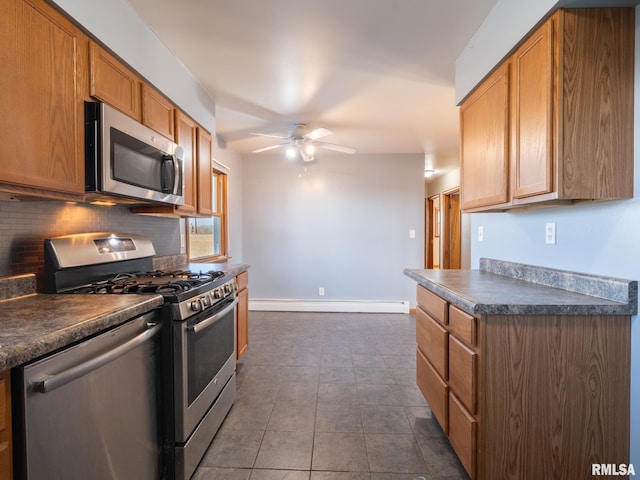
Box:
(286, 146, 297, 159)
(424, 169, 435, 178)
(304, 143, 316, 155)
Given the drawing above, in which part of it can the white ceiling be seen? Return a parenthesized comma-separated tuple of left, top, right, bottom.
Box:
(126, 0, 499, 174)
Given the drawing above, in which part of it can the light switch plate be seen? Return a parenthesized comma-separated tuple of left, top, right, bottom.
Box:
(478, 226, 484, 242)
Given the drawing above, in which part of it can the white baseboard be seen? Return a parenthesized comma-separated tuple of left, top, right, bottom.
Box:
(248, 299, 411, 314)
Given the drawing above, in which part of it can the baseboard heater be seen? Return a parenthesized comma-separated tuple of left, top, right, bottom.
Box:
(248, 299, 411, 314)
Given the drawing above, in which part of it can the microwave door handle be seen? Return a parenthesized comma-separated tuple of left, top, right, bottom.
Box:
(173, 154, 180, 195)
(173, 146, 184, 195)
(161, 155, 171, 193)
(35, 322, 162, 394)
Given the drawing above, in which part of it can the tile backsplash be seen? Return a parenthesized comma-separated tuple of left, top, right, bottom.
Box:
(0, 199, 181, 282)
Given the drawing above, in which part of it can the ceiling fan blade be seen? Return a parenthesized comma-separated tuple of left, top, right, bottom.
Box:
(315, 141, 356, 154)
(304, 128, 332, 140)
(249, 132, 289, 140)
(252, 143, 288, 153)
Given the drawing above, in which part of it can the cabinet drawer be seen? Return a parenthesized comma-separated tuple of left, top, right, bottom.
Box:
(416, 307, 448, 380)
(417, 285, 448, 324)
(449, 305, 477, 346)
(449, 335, 477, 414)
(417, 348, 449, 434)
(449, 392, 477, 479)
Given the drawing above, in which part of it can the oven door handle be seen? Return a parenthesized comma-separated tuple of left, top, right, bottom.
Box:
(35, 321, 162, 394)
(189, 298, 238, 334)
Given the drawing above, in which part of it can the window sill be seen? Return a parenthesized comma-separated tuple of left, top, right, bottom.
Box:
(189, 255, 230, 264)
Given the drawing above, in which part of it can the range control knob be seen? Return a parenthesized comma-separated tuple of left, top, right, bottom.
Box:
(213, 288, 223, 299)
(224, 283, 232, 294)
(201, 296, 210, 308)
(190, 299, 202, 312)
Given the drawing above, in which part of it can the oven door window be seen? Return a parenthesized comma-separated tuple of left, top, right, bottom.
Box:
(187, 301, 235, 404)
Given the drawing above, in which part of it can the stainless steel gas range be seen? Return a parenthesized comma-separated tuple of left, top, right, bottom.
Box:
(43, 232, 237, 480)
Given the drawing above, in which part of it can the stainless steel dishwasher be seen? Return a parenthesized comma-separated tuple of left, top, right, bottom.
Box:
(14, 310, 165, 480)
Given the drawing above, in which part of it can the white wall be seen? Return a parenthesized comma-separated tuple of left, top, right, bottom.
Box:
(457, 2, 640, 465)
(241, 153, 424, 309)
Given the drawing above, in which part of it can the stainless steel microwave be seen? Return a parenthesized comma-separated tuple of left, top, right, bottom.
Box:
(85, 101, 185, 205)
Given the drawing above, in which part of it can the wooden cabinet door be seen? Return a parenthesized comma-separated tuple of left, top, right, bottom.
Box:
(512, 16, 554, 199)
(196, 127, 214, 215)
(175, 111, 198, 214)
(0, 0, 86, 198)
(0, 371, 12, 480)
(142, 84, 175, 141)
(236, 272, 249, 361)
(89, 41, 141, 120)
(460, 63, 510, 210)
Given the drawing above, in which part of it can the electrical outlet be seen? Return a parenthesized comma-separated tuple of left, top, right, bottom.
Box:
(478, 226, 484, 242)
(319, 287, 325, 296)
(545, 223, 556, 245)
(409, 229, 416, 239)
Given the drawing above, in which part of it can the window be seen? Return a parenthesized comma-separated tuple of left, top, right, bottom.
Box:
(187, 169, 228, 261)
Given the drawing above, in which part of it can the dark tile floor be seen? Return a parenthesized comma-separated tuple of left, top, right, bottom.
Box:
(193, 311, 469, 480)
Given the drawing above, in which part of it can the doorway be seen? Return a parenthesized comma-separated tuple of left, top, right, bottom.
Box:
(442, 187, 461, 269)
(425, 188, 461, 269)
(426, 194, 440, 269)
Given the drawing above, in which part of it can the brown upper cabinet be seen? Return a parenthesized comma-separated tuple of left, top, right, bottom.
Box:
(460, 8, 634, 212)
(90, 41, 176, 141)
(0, 0, 87, 200)
(89, 41, 141, 121)
(142, 84, 176, 142)
(196, 128, 215, 216)
(175, 111, 199, 215)
(460, 64, 510, 210)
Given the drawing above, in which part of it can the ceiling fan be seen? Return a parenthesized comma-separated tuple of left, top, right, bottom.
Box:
(250, 123, 356, 162)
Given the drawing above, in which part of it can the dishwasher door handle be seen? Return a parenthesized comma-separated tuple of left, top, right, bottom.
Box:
(35, 321, 162, 394)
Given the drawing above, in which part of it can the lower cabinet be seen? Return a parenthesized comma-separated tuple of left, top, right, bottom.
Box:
(236, 271, 249, 361)
(0, 370, 12, 480)
(416, 295, 477, 477)
(415, 285, 630, 480)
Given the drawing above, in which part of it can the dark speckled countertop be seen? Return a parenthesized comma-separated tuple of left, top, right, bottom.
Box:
(0, 285, 164, 370)
(0, 261, 249, 371)
(404, 258, 637, 316)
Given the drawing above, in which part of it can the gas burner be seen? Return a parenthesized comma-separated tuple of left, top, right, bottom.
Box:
(74, 269, 229, 296)
(111, 280, 196, 294)
(138, 269, 226, 283)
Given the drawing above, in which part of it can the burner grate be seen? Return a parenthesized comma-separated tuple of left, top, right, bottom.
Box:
(76, 269, 227, 295)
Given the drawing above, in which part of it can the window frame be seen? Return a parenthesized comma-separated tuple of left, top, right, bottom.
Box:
(186, 164, 229, 263)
